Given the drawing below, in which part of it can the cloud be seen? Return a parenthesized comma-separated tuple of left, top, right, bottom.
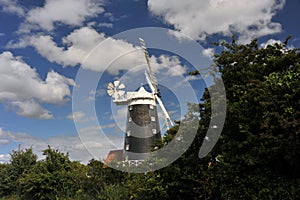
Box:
(260, 39, 283, 48)
(148, 0, 285, 43)
(98, 22, 113, 28)
(0, 51, 75, 119)
(77, 125, 123, 159)
(104, 12, 115, 21)
(0, 0, 25, 16)
(29, 27, 105, 67)
(185, 75, 202, 81)
(87, 88, 107, 101)
(0, 139, 9, 145)
(14, 27, 145, 74)
(103, 12, 127, 22)
(0, 127, 122, 163)
(100, 123, 117, 129)
(11, 100, 53, 119)
(153, 55, 189, 76)
(260, 38, 294, 52)
(67, 111, 85, 121)
(202, 48, 215, 58)
(18, 0, 104, 32)
(167, 30, 193, 42)
(0, 154, 10, 163)
(9, 27, 189, 77)
(0, 127, 41, 147)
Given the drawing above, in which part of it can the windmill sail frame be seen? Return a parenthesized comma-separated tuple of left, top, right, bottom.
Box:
(139, 38, 174, 130)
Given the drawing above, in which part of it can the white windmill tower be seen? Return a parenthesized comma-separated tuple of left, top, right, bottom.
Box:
(106, 38, 174, 163)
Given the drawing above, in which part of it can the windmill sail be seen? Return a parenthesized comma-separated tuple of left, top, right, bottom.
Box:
(139, 38, 158, 94)
(145, 71, 174, 130)
(140, 38, 174, 130)
(106, 81, 126, 100)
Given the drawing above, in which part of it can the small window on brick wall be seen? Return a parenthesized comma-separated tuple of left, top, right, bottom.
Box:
(127, 130, 131, 136)
(151, 116, 156, 121)
(152, 129, 157, 134)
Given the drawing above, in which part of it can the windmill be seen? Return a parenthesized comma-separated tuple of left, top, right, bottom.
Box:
(106, 38, 174, 162)
(107, 81, 126, 100)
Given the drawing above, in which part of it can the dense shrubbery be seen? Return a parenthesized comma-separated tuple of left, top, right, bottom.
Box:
(0, 38, 299, 199)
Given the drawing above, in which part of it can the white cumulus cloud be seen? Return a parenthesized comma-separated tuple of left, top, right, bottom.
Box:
(152, 55, 188, 76)
(19, 0, 104, 32)
(9, 27, 189, 77)
(0, 139, 9, 145)
(0, 0, 25, 16)
(12, 27, 144, 74)
(0, 154, 10, 163)
(0, 51, 75, 119)
(202, 48, 215, 58)
(11, 100, 53, 119)
(148, 0, 285, 43)
(67, 111, 85, 121)
(260, 38, 283, 48)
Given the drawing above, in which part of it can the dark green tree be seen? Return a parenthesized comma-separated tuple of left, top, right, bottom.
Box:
(0, 147, 37, 197)
(18, 146, 86, 200)
(199, 38, 300, 199)
(83, 159, 128, 199)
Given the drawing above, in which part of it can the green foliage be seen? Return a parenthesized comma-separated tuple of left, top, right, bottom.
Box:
(17, 146, 86, 200)
(80, 159, 128, 199)
(98, 184, 128, 200)
(0, 147, 37, 197)
(206, 37, 300, 199)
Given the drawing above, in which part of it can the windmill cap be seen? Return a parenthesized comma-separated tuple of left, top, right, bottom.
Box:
(127, 86, 155, 102)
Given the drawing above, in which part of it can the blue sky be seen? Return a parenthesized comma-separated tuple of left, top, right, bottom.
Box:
(0, 0, 299, 163)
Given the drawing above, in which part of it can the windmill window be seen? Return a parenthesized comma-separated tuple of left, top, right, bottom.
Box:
(151, 116, 156, 122)
(129, 106, 133, 110)
(149, 105, 154, 109)
(125, 144, 129, 150)
(128, 117, 132, 122)
(127, 130, 131, 136)
(152, 129, 157, 134)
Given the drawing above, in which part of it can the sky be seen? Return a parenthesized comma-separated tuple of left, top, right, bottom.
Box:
(0, 0, 299, 164)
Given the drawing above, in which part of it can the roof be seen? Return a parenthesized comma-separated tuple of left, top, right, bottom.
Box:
(103, 149, 123, 168)
(127, 86, 154, 100)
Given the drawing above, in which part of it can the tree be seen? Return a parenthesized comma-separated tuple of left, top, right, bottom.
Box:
(83, 159, 128, 199)
(18, 146, 87, 200)
(0, 147, 37, 197)
(200, 38, 300, 199)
